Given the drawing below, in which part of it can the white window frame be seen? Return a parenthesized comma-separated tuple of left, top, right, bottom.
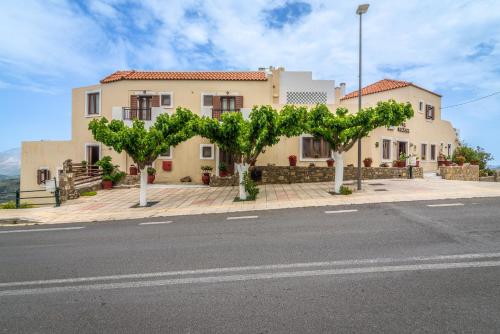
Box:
(395, 140, 409, 160)
(159, 91, 174, 108)
(199, 144, 215, 160)
(299, 135, 333, 162)
(430, 144, 437, 161)
(380, 137, 393, 162)
(84, 143, 101, 163)
(85, 89, 101, 117)
(201, 92, 216, 108)
(158, 146, 173, 159)
(418, 100, 424, 113)
(420, 142, 428, 161)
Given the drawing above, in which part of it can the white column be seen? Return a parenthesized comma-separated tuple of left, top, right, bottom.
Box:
(333, 151, 344, 193)
(139, 167, 148, 207)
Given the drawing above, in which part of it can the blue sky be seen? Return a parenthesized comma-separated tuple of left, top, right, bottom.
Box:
(0, 0, 499, 164)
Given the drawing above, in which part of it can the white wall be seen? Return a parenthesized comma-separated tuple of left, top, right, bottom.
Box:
(279, 71, 335, 105)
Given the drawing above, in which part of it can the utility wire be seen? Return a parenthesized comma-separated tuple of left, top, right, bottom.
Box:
(442, 91, 500, 109)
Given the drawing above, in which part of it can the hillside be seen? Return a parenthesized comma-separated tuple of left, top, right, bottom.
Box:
(0, 148, 20, 176)
(0, 175, 19, 203)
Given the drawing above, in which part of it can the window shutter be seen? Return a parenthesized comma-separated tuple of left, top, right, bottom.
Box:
(235, 96, 243, 110)
(37, 170, 42, 185)
(152, 95, 160, 107)
(46, 170, 51, 181)
(212, 96, 221, 110)
(130, 95, 137, 109)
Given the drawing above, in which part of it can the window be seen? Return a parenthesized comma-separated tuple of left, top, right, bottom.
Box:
(160, 92, 173, 108)
(159, 146, 172, 159)
(221, 97, 236, 111)
(86, 91, 100, 116)
(37, 168, 50, 185)
(382, 139, 391, 160)
(425, 104, 435, 120)
(421, 144, 427, 161)
(430, 144, 436, 160)
(200, 144, 214, 160)
(301, 137, 331, 160)
(202, 94, 213, 107)
(418, 101, 424, 113)
(447, 143, 452, 157)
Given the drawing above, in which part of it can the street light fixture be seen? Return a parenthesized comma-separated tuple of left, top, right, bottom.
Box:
(356, 3, 369, 191)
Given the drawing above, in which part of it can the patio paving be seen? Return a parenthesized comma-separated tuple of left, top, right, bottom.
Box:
(1, 178, 500, 225)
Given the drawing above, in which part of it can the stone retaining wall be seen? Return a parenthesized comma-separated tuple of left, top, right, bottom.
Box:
(209, 166, 423, 187)
(439, 165, 479, 181)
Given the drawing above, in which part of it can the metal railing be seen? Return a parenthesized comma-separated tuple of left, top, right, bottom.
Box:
(212, 109, 240, 120)
(122, 107, 152, 121)
(15, 177, 60, 208)
(72, 163, 103, 187)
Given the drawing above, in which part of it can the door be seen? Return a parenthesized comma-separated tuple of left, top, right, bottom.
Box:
(220, 97, 236, 113)
(219, 149, 235, 175)
(137, 96, 152, 120)
(86, 145, 100, 175)
(397, 141, 407, 159)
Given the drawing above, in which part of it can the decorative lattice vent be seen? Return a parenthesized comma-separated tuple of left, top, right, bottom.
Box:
(286, 91, 327, 104)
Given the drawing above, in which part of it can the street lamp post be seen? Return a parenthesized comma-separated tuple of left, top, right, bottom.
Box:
(356, 4, 369, 191)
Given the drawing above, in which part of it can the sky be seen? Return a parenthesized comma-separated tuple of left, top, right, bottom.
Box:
(0, 0, 499, 164)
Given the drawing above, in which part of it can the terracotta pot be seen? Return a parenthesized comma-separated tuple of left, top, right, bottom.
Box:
(398, 160, 406, 168)
(438, 160, 445, 167)
(458, 161, 464, 166)
(201, 173, 210, 185)
(102, 180, 113, 190)
(147, 174, 155, 184)
(327, 159, 334, 167)
(416, 161, 420, 167)
(129, 165, 138, 175)
(363, 160, 372, 168)
(288, 156, 297, 167)
(220, 171, 228, 177)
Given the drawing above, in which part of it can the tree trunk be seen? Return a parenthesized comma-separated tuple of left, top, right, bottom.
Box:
(235, 163, 249, 200)
(333, 151, 344, 193)
(139, 167, 148, 207)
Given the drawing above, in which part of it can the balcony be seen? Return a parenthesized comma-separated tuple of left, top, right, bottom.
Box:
(202, 108, 252, 121)
(111, 106, 165, 128)
(122, 108, 152, 121)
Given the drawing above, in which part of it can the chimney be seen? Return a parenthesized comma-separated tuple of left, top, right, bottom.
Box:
(340, 82, 346, 97)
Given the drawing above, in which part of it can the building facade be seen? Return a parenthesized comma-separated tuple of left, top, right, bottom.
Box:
(20, 68, 459, 191)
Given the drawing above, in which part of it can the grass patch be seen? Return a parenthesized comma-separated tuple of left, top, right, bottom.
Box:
(233, 196, 257, 202)
(328, 185, 353, 196)
(80, 191, 97, 196)
(0, 201, 34, 209)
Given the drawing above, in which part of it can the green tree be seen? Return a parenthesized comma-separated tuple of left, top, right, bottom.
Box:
(197, 105, 302, 200)
(89, 108, 197, 206)
(306, 100, 414, 193)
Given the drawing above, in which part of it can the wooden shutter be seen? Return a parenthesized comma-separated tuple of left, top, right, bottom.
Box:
(152, 95, 160, 107)
(37, 170, 42, 185)
(235, 96, 243, 110)
(130, 95, 137, 109)
(212, 96, 221, 110)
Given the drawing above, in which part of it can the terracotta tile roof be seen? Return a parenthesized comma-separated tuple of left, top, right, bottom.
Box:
(341, 78, 441, 100)
(100, 70, 268, 83)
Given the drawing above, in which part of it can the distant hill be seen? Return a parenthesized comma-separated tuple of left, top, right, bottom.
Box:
(0, 148, 20, 176)
(0, 175, 19, 203)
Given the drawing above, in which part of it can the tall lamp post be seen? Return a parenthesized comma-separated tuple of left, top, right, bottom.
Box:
(356, 4, 369, 191)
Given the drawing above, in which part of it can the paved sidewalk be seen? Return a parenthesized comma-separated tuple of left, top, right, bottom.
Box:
(1, 178, 500, 225)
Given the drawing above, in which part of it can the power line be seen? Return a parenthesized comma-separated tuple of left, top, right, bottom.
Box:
(442, 91, 500, 109)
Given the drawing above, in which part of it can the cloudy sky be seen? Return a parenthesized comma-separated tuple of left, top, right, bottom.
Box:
(1, 0, 499, 163)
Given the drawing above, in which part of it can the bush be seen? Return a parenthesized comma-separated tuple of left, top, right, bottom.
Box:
(243, 172, 259, 200)
(147, 167, 156, 175)
(452, 144, 493, 171)
(80, 191, 97, 196)
(96, 156, 125, 184)
(339, 186, 352, 195)
(1, 201, 33, 209)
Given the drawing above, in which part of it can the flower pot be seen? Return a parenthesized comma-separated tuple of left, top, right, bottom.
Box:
(327, 159, 334, 167)
(201, 173, 210, 185)
(398, 160, 406, 168)
(363, 160, 372, 168)
(220, 171, 228, 177)
(416, 161, 420, 167)
(102, 180, 113, 189)
(438, 160, 445, 167)
(147, 174, 155, 184)
(288, 156, 297, 167)
(129, 165, 138, 175)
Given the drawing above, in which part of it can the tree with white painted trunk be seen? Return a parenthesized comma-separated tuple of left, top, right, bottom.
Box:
(88, 108, 197, 206)
(306, 100, 413, 194)
(197, 105, 304, 200)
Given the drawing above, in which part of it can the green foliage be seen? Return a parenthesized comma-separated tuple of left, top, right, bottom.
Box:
(339, 186, 352, 195)
(218, 162, 227, 172)
(80, 191, 97, 196)
(1, 201, 33, 209)
(102, 175, 113, 182)
(306, 100, 413, 153)
(201, 165, 213, 172)
(147, 167, 156, 175)
(243, 172, 259, 200)
(96, 156, 125, 184)
(88, 108, 197, 170)
(452, 144, 493, 171)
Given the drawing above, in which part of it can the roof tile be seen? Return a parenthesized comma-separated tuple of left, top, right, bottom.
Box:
(100, 70, 268, 83)
(341, 79, 441, 100)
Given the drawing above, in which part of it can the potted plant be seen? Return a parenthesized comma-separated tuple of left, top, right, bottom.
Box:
(102, 175, 113, 189)
(219, 162, 228, 177)
(470, 159, 479, 165)
(129, 164, 138, 175)
(363, 157, 373, 167)
(288, 155, 297, 167)
(397, 153, 408, 167)
(437, 152, 447, 167)
(326, 158, 335, 167)
(201, 165, 213, 185)
(455, 155, 465, 166)
(147, 167, 156, 184)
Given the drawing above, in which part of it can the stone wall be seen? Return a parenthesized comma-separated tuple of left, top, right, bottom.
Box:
(209, 165, 423, 187)
(439, 165, 479, 181)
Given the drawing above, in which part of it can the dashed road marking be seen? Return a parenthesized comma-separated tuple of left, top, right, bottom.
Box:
(226, 215, 259, 220)
(427, 203, 464, 207)
(139, 221, 173, 226)
(325, 209, 358, 214)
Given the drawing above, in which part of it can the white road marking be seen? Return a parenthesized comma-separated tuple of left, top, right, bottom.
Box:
(2, 260, 500, 296)
(1, 252, 500, 289)
(325, 209, 358, 214)
(427, 203, 464, 207)
(139, 221, 173, 226)
(226, 215, 258, 220)
(0, 227, 84, 234)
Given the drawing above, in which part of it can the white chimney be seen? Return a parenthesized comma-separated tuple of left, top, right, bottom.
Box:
(340, 82, 346, 97)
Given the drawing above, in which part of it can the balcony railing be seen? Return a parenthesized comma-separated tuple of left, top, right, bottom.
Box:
(212, 109, 240, 120)
(122, 108, 152, 121)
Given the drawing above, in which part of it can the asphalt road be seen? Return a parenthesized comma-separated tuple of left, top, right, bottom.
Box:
(1, 197, 500, 333)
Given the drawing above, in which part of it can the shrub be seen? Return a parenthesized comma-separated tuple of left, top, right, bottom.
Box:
(102, 175, 113, 182)
(218, 162, 227, 172)
(243, 172, 259, 200)
(339, 185, 352, 195)
(201, 165, 213, 173)
(1, 201, 33, 209)
(452, 144, 493, 171)
(96, 156, 116, 176)
(147, 167, 156, 175)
